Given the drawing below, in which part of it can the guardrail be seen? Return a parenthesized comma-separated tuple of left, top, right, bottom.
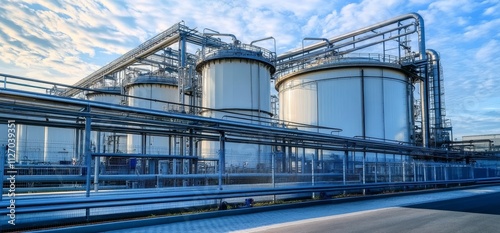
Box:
(2, 178, 499, 231)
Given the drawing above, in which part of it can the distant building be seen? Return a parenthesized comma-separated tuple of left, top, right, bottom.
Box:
(462, 134, 500, 152)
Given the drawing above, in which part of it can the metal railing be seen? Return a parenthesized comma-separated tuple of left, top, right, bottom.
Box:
(196, 42, 275, 67)
(276, 53, 400, 79)
(1, 178, 498, 231)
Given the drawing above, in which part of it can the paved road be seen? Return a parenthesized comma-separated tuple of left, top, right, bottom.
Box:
(241, 192, 500, 233)
(102, 185, 500, 233)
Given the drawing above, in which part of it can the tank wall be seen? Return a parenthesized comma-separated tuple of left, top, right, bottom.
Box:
(201, 59, 271, 114)
(87, 93, 124, 105)
(43, 127, 76, 163)
(278, 66, 410, 142)
(88, 93, 127, 155)
(127, 83, 178, 154)
(127, 84, 178, 111)
(0, 124, 7, 148)
(279, 82, 318, 127)
(199, 58, 273, 170)
(16, 125, 45, 163)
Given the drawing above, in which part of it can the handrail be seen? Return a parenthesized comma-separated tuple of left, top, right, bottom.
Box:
(278, 12, 426, 61)
(0, 178, 495, 232)
(0, 179, 489, 214)
(62, 23, 185, 97)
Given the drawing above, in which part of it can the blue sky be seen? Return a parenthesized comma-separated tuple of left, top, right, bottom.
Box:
(0, 0, 499, 140)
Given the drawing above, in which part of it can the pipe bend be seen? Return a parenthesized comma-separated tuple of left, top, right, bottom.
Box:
(426, 49, 439, 63)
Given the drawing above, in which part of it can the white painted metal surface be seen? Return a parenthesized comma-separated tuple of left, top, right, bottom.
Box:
(16, 125, 45, 163)
(43, 127, 76, 163)
(200, 59, 271, 115)
(198, 56, 274, 169)
(277, 62, 411, 142)
(126, 76, 178, 155)
(87, 88, 128, 154)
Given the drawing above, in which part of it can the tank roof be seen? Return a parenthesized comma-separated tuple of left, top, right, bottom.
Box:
(196, 44, 276, 74)
(86, 86, 121, 96)
(125, 75, 178, 87)
(275, 59, 404, 90)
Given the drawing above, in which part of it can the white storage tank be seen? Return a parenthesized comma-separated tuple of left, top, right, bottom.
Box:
(86, 87, 124, 104)
(125, 75, 178, 155)
(43, 127, 76, 164)
(87, 87, 127, 154)
(0, 124, 7, 148)
(16, 124, 45, 163)
(276, 58, 412, 142)
(196, 43, 275, 169)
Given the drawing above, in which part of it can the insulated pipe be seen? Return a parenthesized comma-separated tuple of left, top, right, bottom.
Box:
(427, 49, 442, 145)
(278, 12, 427, 61)
(0, 88, 450, 153)
(250, 36, 276, 54)
(203, 33, 238, 44)
(218, 132, 226, 190)
(84, 114, 92, 197)
(420, 79, 430, 148)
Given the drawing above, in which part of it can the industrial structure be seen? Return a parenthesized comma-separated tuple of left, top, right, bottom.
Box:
(1, 12, 500, 230)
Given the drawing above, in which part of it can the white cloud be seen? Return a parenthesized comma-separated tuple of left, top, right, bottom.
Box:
(463, 18, 500, 40)
(474, 39, 500, 61)
(0, 0, 499, 138)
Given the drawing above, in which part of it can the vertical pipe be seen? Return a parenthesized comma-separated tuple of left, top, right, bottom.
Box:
(282, 143, 286, 173)
(189, 129, 194, 176)
(389, 154, 396, 183)
(301, 147, 306, 174)
(343, 150, 347, 185)
(427, 50, 442, 146)
(402, 155, 406, 182)
(471, 163, 475, 179)
(141, 133, 146, 175)
(172, 136, 177, 186)
(218, 132, 225, 190)
(74, 128, 80, 162)
(362, 152, 366, 185)
(375, 153, 378, 183)
(384, 153, 387, 183)
(168, 135, 172, 155)
(433, 164, 437, 181)
(0, 143, 5, 201)
(413, 160, 417, 182)
(294, 147, 299, 173)
(180, 136, 184, 156)
(272, 151, 276, 203)
(94, 131, 101, 192)
(79, 129, 85, 164)
(84, 115, 92, 198)
(312, 152, 316, 185)
(444, 164, 449, 181)
(421, 70, 430, 148)
(408, 81, 415, 145)
(423, 162, 427, 182)
(361, 69, 366, 139)
(178, 35, 187, 112)
(180, 136, 186, 187)
(311, 153, 315, 199)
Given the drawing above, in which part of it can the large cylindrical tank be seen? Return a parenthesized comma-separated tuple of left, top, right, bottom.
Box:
(86, 87, 124, 104)
(276, 58, 412, 142)
(196, 44, 275, 170)
(0, 124, 7, 148)
(87, 87, 127, 154)
(16, 125, 45, 163)
(43, 127, 76, 164)
(125, 76, 178, 155)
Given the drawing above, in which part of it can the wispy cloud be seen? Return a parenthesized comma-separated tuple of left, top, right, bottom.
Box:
(0, 0, 498, 138)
